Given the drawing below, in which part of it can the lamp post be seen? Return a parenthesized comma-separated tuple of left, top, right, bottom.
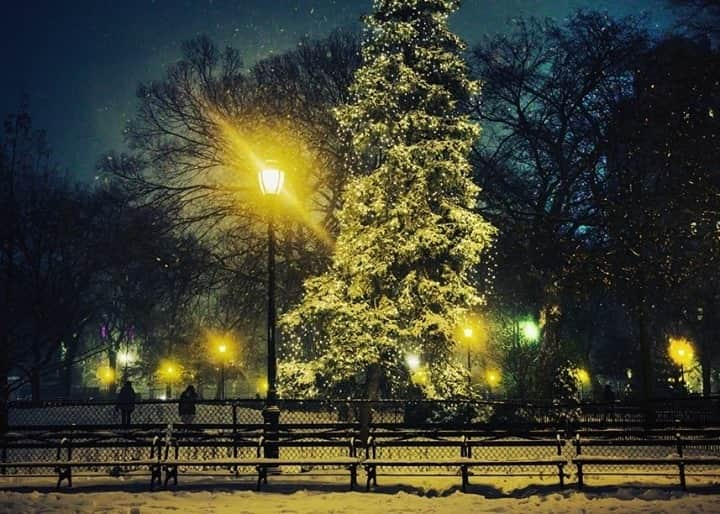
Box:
(259, 166, 284, 459)
(463, 327, 473, 389)
(218, 343, 227, 400)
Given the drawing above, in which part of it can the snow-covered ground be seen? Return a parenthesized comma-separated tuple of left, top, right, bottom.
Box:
(0, 473, 718, 513)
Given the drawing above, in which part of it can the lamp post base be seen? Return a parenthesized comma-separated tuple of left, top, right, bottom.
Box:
(262, 404, 280, 459)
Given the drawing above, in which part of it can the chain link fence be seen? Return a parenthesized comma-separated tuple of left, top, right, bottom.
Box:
(3, 398, 720, 479)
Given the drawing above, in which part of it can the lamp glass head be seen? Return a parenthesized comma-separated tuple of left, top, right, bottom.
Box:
(259, 167, 284, 195)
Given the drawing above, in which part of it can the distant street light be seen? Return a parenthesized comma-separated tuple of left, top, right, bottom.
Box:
(96, 366, 116, 394)
(259, 165, 284, 459)
(668, 337, 694, 386)
(405, 353, 421, 371)
(574, 368, 591, 399)
(485, 369, 500, 398)
(519, 320, 540, 343)
(158, 360, 181, 399)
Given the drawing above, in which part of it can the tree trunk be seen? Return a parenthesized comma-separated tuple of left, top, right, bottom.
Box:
(359, 364, 382, 442)
(699, 326, 712, 396)
(700, 312, 717, 397)
(62, 341, 78, 399)
(108, 347, 118, 396)
(0, 371, 8, 434)
(30, 368, 40, 403)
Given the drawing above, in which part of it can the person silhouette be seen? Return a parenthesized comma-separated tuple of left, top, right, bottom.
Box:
(179, 385, 198, 424)
(116, 381, 136, 426)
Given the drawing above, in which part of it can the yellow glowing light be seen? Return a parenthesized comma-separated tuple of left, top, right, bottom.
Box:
(486, 369, 501, 387)
(257, 378, 269, 394)
(158, 360, 182, 383)
(210, 111, 335, 249)
(205, 330, 240, 364)
(96, 366, 116, 385)
(574, 368, 590, 385)
(411, 369, 428, 386)
(455, 315, 488, 350)
(668, 337, 694, 367)
(259, 167, 284, 195)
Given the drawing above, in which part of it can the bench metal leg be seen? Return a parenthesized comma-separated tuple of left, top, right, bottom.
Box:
(256, 466, 267, 491)
(56, 466, 71, 489)
(577, 463, 584, 490)
(461, 465, 468, 492)
(164, 465, 178, 488)
(350, 465, 357, 490)
(150, 464, 161, 491)
(558, 464, 565, 488)
(679, 463, 686, 490)
(365, 465, 376, 491)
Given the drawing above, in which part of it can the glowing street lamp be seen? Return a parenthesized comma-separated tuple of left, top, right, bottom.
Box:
(668, 337, 694, 385)
(258, 167, 285, 196)
(259, 164, 284, 458)
(519, 320, 540, 343)
(574, 368, 590, 399)
(158, 360, 181, 399)
(486, 369, 501, 398)
(405, 353, 421, 371)
(97, 366, 116, 393)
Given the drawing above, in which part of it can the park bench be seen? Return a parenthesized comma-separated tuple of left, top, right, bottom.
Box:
(158, 432, 362, 490)
(0, 430, 167, 489)
(362, 429, 567, 491)
(572, 428, 720, 489)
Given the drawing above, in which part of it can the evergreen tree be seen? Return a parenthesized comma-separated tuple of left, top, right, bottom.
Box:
(282, 0, 494, 399)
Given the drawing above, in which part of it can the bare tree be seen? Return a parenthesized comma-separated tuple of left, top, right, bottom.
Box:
(470, 12, 648, 396)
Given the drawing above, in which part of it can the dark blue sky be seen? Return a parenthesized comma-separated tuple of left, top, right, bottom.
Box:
(2, 0, 673, 181)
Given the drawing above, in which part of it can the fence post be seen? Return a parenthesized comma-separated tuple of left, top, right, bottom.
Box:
(676, 431, 686, 490)
(575, 433, 583, 489)
(232, 402, 238, 477)
(0, 402, 5, 476)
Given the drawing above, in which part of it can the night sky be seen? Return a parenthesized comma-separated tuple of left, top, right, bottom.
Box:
(2, 0, 673, 182)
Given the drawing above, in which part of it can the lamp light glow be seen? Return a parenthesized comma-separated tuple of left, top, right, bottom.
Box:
(405, 354, 421, 371)
(519, 320, 540, 342)
(259, 167, 284, 195)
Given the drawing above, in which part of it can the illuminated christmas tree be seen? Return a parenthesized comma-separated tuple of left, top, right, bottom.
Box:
(282, 0, 494, 399)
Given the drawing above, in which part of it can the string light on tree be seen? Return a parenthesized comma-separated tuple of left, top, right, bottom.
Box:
(282, 0, 495, 400)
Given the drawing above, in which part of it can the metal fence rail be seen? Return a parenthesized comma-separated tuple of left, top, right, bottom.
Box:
(7, 397, 720, 430)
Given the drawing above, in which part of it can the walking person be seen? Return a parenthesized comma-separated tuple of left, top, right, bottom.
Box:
(179, 385, 198, 424)
(602, 384, 615, 426)
(116, 381, 136, 427)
